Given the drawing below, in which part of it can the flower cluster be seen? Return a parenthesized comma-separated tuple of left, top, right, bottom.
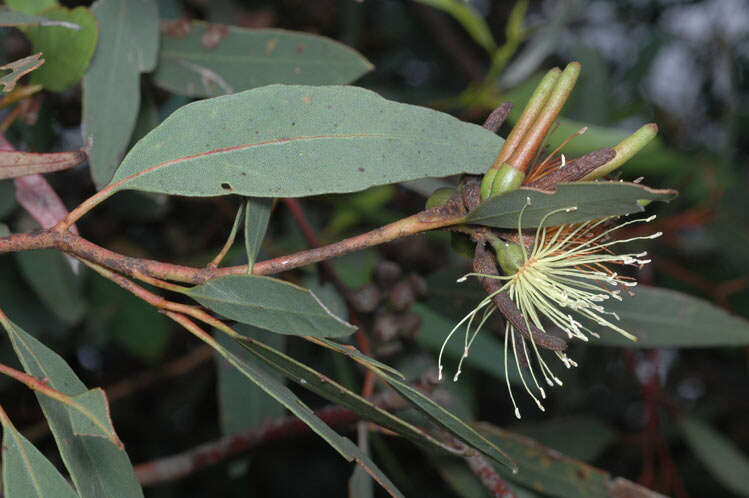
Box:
(439, 199, 661, 418)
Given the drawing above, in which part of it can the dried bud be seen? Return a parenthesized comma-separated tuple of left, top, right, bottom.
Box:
(389, 280, 416, 311)
(374, 260, 402, 286)
(373, 312, 399, 342)
(397, 312, 422, 339)
(404, 273, 428, 299)
(348, 283, 381, 313)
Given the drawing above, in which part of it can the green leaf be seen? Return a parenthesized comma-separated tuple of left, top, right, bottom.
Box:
(377, 371, 516, 471)
(1, 317, 143, 497)
(414, 0, 496, 53)
(153, 21, 373, 97)
(412, 303, 522, 385)
(0, 408, 78, 498)
(0, 7, 75, 28)
(15, 249, 87, 325)
(23, 6, 98, 92)
(477, 422, 610, 497)
(0, 180, 15, 218)
(591, 286, 749, 347)
(186, 275, 356, 337)
(244, 197, 272, 269)
(208, 334, 404, 497)
(109, 85, 503, 197)
(215, 326, 285, 435)
(0, 223, 7, 236)
(0, 53, 45, 93)
(466, 182, 676, 228)
(678, 416, 749, 497)
(6, 0, 58, 15)
(83, 0, 159, 187)
(235, 331, 451, 452)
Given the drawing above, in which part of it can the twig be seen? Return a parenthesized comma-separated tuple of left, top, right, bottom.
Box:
(1, 208, 464, 284)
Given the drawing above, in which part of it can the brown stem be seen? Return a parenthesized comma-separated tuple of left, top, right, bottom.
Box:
(1, 209, 462, 284)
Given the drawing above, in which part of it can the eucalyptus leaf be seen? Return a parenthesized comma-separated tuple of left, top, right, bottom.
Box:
(154, 21, 373, 97)
(23, 6, 98, 92)
(109, 85, 503, 197)
(184, 275, 356, 338)
(215, 327, 285, 435)
(1, 317, 143, 497)
(0, 409, 78, 498)
(245, 197, 273, 269)
(466, 182, 676, 228)
(591, 286, 749, 347)
(0, 53, 45, 93)
(477, 422, 610, 497)
(235, 331, 450, 452)
(209, 335, 403, 497)
(678, 416, 749, 497)
(83, 0, 159, 187)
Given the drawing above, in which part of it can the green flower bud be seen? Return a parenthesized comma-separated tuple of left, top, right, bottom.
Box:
(493, 240, 525, 275)
(425, 187, 456, 209)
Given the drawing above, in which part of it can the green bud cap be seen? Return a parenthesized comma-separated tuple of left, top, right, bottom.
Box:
(489, 163, 525, 198)
(493, 240, 525, 275)
(425, 187, 456, 209)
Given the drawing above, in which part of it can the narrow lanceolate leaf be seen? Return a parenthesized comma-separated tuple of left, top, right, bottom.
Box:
(592, 286, 749, 347)
(109, 85, 503, 197)
(378, 371, 516, 472)
(0, 407, 78, 498)
(153, 21, 373, 97)
(0, 149, 86, 179)
(0, 8, 77, 28)
(467, 182, 676, 228)
(83, 0, 159, 187)
(23, 6, 98, 92)
(235, 332, 451, 452)
(678, 416, 749, 497)
(0, 316, 143, 498)
(215, 327, 285, 435)
(313, 338, 514, 469)
(244, 197, 273, 269)
(0, 53, 45, 93)
(477, 422, 610, 497)
(209, 337, 404, 497)
(185, 275, 356, 338)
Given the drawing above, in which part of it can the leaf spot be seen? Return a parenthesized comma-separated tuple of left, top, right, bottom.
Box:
(221, 183, 232, 191)
(301, 96, 311, 105)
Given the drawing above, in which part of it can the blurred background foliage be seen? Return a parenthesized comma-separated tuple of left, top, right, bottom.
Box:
(1, 0, 748, 497)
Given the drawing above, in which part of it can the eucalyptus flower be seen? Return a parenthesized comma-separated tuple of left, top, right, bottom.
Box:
(439, 199, 662, 418)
